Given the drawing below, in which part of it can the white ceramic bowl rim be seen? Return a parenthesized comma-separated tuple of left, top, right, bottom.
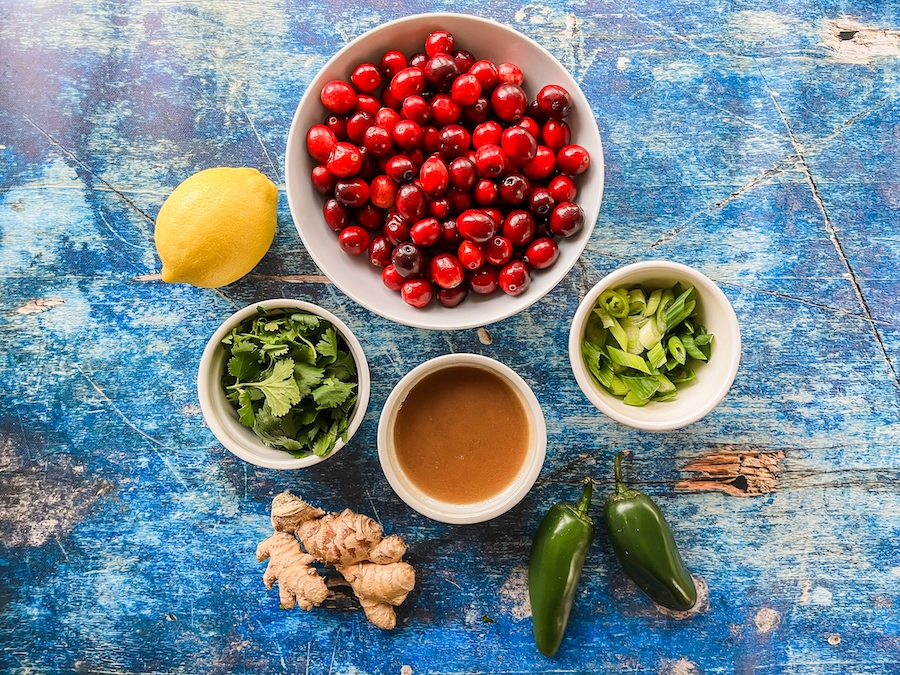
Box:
(568, 261, 741, 431)
(197, 299, 371, 469)
(285, 12, 605, 330)
(377, 353, 547, 524)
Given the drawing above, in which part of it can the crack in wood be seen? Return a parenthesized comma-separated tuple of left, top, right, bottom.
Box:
(14, 298, 66, 315)
(676, 447, 785, 496)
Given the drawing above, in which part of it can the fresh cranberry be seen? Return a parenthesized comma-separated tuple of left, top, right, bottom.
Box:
(499, 173, 530, 204)
(448, 157, 477, 190)
(541, 120, 571, 151)
(321, 80, 356, 115)
(474, 144, 508, 178)
(549, 201, 585, 237)
(451, 74, 482, 106)
(409, 52, 429, 69)
(351, 62, 383, 93)
(382, 264, 404, 291)
(369, 175, 398, 209)
(457, 209, 498, 243)
(401, 278, 434, 307)
(391, 67, 426, 100)
(306, 124, 337, 163)
(467, 265, 500, 295)
(326, 142, 362, 177)
(421, 126, 441, 154)
(437, 124, 470, 158)
(355, 94, 381, 117)
(445, 187, 473, 213)
(334, 177, 369, 208)
(498, 260, 530, 295)
(355, 145, 379, 181)
(502, 210, 537, 247)
(527, 187, 555, 217)
(380, 85, 402, 111)
(483, 207, 504, 228)
(485, 236, 513, 267)
(346, 111, 375, 144)
(430, 252, 465, 289)
(473, 178, 497, 205)
(457, 240, 485, 270)
(463, 96, 491, 126)
(401, 95, 432, 125)
(323, 198, 351, 231)
(364, 125, 393, 157)
(325, 114, 348, 140)
(410, 217, 442, 247)
(423, 53, 459, 92)
(339, 226, 370, 255)
(526, 99, 549, 125)
(536, 84, 574, 120)
(395, 183, 428, 222)
(473, 120, 503, 149)
(452, 49, 475, 73)
(384, 155, 416, 184)
(500, 126, 538, 164)
(548, 174, 577, 201)
(429, 198, 452, 219)
(437, 284, 468, 307)
(439, 218, 462, 249)
(368, 235, 392, 267)
(522, 145, 556, 180)
(356, 203, 385, 232)
(383, 211, 411, 246)
(419, 155, 449, 196)
(491, 82, 528, 122)
(425, 30, 455, 57)
(381, 50, 407, 78)
(496, 62, 524, 85)
(524, 237, 559, 269)
(392, 242, 426, 278)
(468, 60, 499, 91)
(311, 165, 337, 195)
(430, 94, 463, 127)
(517, 116, 541, 139)
(392, 119, 423, 150)
(375, 107, 401, 131)
(556, 144, 591, 176)
(405, 147, 425, 168)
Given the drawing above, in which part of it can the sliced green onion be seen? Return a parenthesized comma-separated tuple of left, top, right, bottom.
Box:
(599, 289, 629, 318)
(621, 375, 661, 400)
(680, 335, 707, 361)
(627, 288, 647, 315)
(642, 288, 662, 317)
(620, 315, 645, 354)
(665, 286, 696, 327)
(638, 317, 664, 350)
(669, 366, 696, 383)
(655, 373, 676, 393)
(668, 335, 687, 365)
(694, 332, 712, 346)
(608, 375, 628, 396)
(623, 390, 651, 406)
(606, 345, 652, 374)
(654, 391, 678, 402)
(656, 289, 675, 333)
(646, 341, 668, 369)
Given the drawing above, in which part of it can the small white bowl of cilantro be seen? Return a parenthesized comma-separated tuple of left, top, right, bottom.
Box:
(198, 299, 370, 469)
(568, 261, 741, 431)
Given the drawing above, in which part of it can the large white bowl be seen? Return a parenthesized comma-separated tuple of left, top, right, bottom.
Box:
(285, 12, 604, 330)
(568, 261, 741, 431)
(197, 299, 370, 469)
(377, 354, 547, 523)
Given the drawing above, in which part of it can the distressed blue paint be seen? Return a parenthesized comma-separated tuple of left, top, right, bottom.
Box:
(2, 1, 900, 674)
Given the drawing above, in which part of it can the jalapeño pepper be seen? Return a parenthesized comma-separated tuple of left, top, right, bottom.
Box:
(528, 477, 594, 657)
(604, 451, 697, 611)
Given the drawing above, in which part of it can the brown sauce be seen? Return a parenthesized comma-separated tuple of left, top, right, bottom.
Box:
(393, 365, 531, 504)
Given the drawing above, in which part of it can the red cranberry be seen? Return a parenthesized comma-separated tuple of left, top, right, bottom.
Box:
(430, 252, 465, 289)
(522, 145, 556, 180)
(498, 260, 530, 296)
(429, 197, 452, 219)
(325, 114, 348, 140)
(356, 203, 385, 232)
(548, 174, 577, 201)
(500, 126, 538, 164)
(368, 235, 392, 267)
(392, 119, 423, 150)
(311, 165, 337, 195)
(425, 30, 455, 57)
(306, 124, 337, 163)
(355, 94, 381, 117)
(496, 62, 524, 85)
(364, 125, 394, 157)
(375, 107, 401, 131)
(483, 207, 504, 228)
(423, 53, 459, 92)
(473, 120, 503, 149)
(391, 67, 426, 100)
(526, 99, 549, 125)
(384, 155, 416, 184)
(383, 211, 411, 245)
(448, 157, 477, 190)
(419, 155, 449, 197)
(430, 94, 463, 126)
(382, 264, 404, 291)
(468, 60, 499, 91)
(392, 242, 426, 278)
(474, 144, 508, 178)
(369, 175, 398, 209)
(485, 236, 513, 267)
(549, 201, 585, 237)
(541, 120, 571, 151)
(439, 218, 462, 249)
(451, 74, 482, 106)
(321, 80, 356, 115)
(473, 178, 497, 205)
(334, 177, 369, 208)
(458, 240, 485, 270)
(437, 284, 468, 308)
(437, 124, 470, 158)
(395, 183, 428, 222)
(326, 142, 362, 178)
(409, 52, 428, 69)
(323, 198, 351, 231)
(452, 49, 475, 73)
(457, 209, 498, 243)
(381, 50, 407, 78)
(410, 217, 442, 247)
(527, 187, 555, 217)
(446, 187, 473, 213)
(536, 84, 574, 120)
(405, 147, 425, 168)
(502, 210, 537, 247)
(524, 237, 559, 269)
(346, 111, 375, 144)
(498, 173, 531, 204)
(351, 62, 383, 93)
(517, 116, 541, 139)
(401, 95, 432, 125)
(421, 125, 441, 154)
(339, 226, 370, 255)
(401, 278, 434, 307)
(556, 144, 591, 176)
(463, 96, 491, 126)
(467, 265, 500, 295)
(380, 85, 402, 111)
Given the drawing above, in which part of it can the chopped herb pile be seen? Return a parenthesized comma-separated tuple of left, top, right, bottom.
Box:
(220, 308, 358, 457)
(581, 283, 713, 406)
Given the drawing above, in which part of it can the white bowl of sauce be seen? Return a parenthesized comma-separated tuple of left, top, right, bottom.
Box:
(377, 354, 547, 524)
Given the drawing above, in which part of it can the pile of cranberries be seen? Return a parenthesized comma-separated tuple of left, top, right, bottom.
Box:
(305, 29, 591, 309)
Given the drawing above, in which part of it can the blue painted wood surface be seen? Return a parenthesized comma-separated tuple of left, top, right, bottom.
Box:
(3, 1, 900, 673)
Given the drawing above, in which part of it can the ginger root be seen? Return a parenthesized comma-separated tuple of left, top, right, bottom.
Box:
(256, 491, 415, 629)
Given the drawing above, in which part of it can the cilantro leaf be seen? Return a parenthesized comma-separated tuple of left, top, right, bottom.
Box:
(291, 313, 321, 331)
(293, 361, 324, 397)
(237, 389, 256, 427)
(228, 350, 261, 381)
(244, 359, 301, 417)
(311, 378, 356, 408)
(315, 328, 339, 364)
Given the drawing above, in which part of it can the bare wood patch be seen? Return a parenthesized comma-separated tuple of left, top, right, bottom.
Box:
(15, 298, 66, 315)
(822, 18, 900, 64)
(676, 446, 784, 496)
(133, 273, 162, 282)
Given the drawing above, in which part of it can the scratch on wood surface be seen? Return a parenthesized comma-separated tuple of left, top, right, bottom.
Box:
(14, 298, 65, 314)
(821, 17, 900, 64)
(133, 273, 162, 282)
(676, 447, 784, 496)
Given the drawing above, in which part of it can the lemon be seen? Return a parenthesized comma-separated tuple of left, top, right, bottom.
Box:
(155, 167, 278, 288)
